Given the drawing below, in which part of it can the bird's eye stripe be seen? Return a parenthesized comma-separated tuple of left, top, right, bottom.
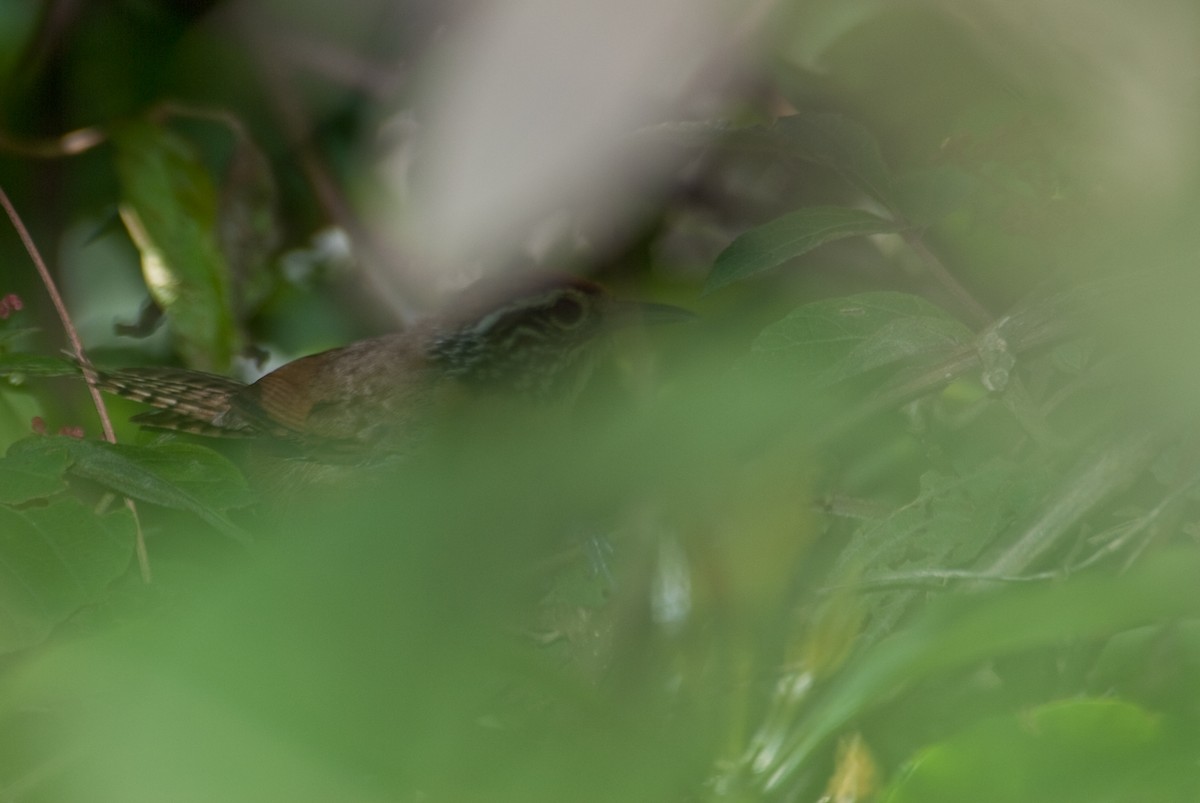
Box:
(472, 289, 589, 337)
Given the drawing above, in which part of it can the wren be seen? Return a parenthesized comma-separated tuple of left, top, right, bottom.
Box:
(92, 274, 691, 465)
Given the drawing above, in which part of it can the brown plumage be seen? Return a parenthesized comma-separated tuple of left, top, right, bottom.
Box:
(94, 275, 690, 463)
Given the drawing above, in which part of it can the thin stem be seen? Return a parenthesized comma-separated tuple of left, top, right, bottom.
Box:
(819, 568, 1058, 594)
(901, 230, 993, 328)
(0, 188, 112, 438)
(0, 187, 151, 582)
(976, 426, 1167, 581)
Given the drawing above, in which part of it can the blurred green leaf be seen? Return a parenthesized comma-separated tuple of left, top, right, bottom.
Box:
(705, 206, 903, 292)
(0, 457, 713, 803)
(882, 699, 1178, 803)
(0, 499, 134, 654)
(1087, 620, 1200, 713)
(0, 443, 69, 503)
(755, 548, 1200, 794)
(111, 118, 237, 372)
(890, 165, 976, 225)
(752, 291, 973, 386)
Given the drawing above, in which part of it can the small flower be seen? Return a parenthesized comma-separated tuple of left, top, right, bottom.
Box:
(0, 293, 21, 319)
(58, 425, 85, 439)
(31, 416, 47, 435)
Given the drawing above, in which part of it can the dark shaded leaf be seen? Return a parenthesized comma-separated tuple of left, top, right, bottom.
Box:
(706, 206, 903, 292)
(774, 112, 894, 202)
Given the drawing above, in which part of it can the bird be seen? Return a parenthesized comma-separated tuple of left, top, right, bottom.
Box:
(89, 274, 692, 465)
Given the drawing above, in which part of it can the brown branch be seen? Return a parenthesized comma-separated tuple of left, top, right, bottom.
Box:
(0, 187, 151, 582)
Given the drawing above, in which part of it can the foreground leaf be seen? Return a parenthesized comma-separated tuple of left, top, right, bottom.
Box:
(752, 548, 1200, 794)
(0, 499, 134, 653)
(882, 698, 1179, 803)
(0, 445, 69, 503)
(889, 165, 976, 226)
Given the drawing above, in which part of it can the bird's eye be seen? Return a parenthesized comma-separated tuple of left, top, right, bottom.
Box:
(548, 294, 586, 328)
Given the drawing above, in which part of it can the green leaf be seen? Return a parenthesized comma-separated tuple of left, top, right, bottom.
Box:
(0, 444, 69, 503)
(0, 498, 134, 654)
(882, 699, 1168, 803)
(705, 206, 903, 292)
(752, 291, 973, 386)
(0, 353, 80, 378)
(11, 437, 252, 545)
(774, 112, 895, 202)
(106, 441, 254, 511)
(111, 118, 237, 372)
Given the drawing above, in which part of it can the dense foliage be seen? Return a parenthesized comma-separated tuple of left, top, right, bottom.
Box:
(1, 1, 1199, 801)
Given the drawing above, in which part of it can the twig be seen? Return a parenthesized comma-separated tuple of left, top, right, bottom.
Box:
(819, 568, 1058, 594)
(0, 187, 151, 582)
(246, 30, 428, 321)
(901, 230, 993, 329)
(0, 126, 107, 158)
(255, 29, 407, 100)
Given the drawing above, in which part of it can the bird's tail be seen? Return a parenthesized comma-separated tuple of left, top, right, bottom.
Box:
(88, 366, 255, 437)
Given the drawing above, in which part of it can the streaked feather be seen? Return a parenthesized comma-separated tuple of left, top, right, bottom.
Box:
(94, 367, 253, 436)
